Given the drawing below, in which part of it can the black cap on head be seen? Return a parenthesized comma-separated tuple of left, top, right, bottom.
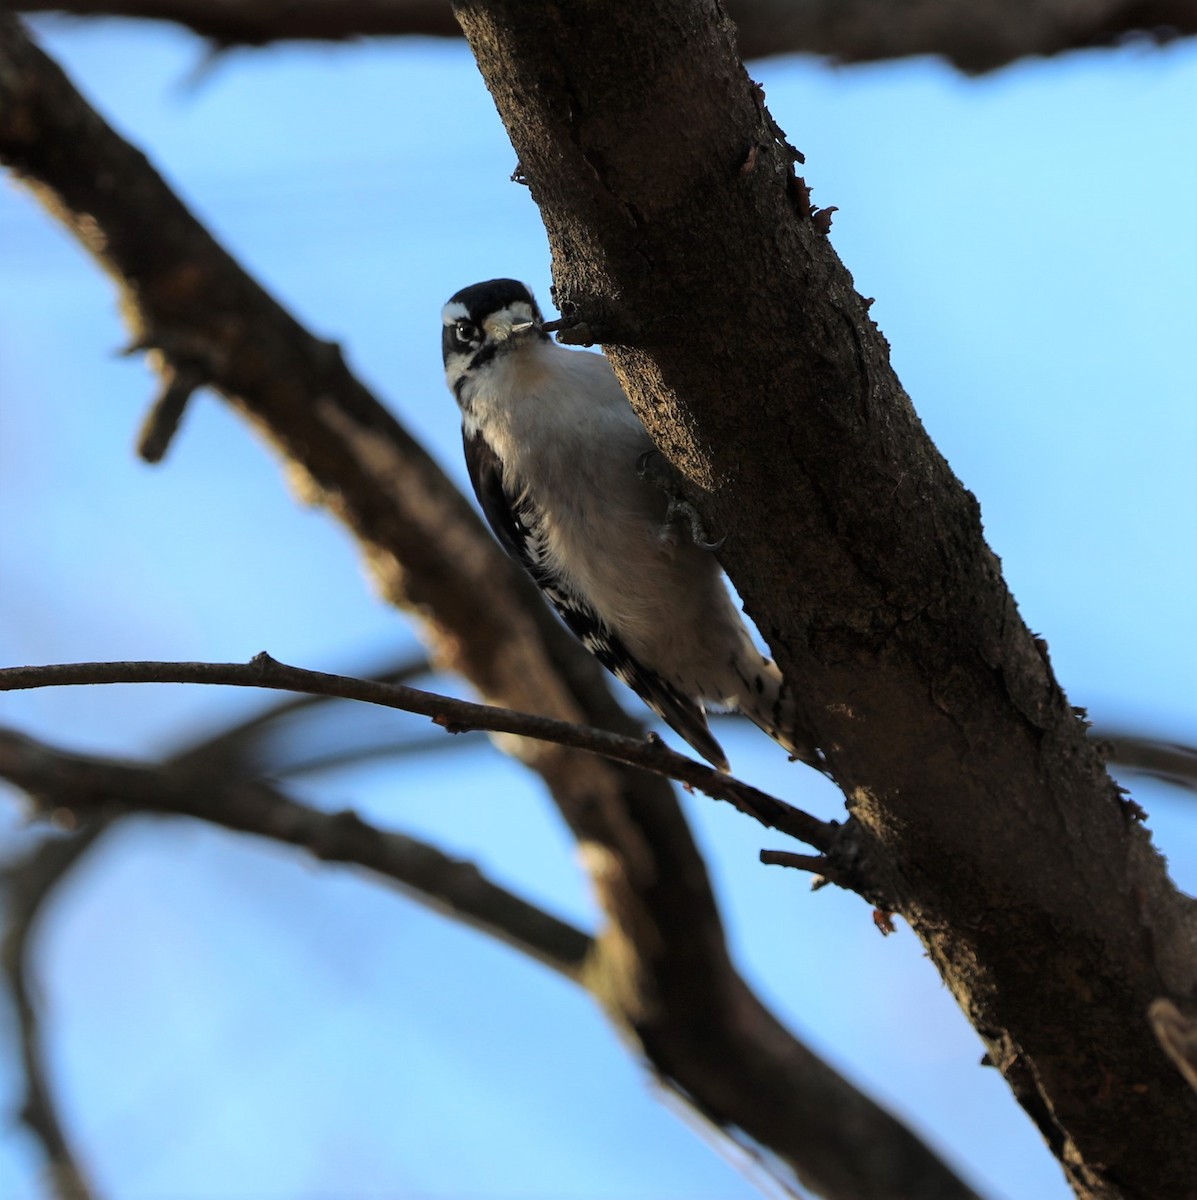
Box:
(447, 278, 542, 324)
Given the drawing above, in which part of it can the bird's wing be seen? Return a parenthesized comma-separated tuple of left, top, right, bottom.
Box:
(463, 427, 551, 582)
(463, 427, 729, 771)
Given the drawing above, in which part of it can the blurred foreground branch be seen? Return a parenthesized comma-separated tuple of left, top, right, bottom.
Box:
(12, 0, 1197, 71)
(0, 728, 592, 979)
(166, 652, 433, 771)
(1097, 731, 1197, 794)
(1, 826, 107, 1200)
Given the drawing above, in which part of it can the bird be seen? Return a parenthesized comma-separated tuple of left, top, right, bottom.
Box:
(442, 277, 820, 773)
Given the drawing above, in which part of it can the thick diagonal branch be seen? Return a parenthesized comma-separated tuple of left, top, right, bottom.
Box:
(0, 17, 981, 1200)
(449, 1, 1197, 1197)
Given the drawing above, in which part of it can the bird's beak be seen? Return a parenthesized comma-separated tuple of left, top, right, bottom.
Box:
(485, 315, 538, 341)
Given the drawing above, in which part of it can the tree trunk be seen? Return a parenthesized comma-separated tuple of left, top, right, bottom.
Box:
(450, 1, 1197, 1196)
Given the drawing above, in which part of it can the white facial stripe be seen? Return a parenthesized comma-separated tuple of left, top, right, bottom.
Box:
(445, 358, 467, 390)
(442, 300, 471, 325)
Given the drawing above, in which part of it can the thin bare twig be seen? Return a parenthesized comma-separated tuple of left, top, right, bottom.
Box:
(0, 654, 838, 851)
(1097, 731, 1197, 795)
(167, 652, 432, 768)
(1, 827, 107, 1200)
(760, 849, 828, 870)
(269, 731, 481, 778)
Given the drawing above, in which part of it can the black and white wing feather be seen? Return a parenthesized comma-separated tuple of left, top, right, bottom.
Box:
(463, 428, 729, 770)
(463, 429, 551, 584)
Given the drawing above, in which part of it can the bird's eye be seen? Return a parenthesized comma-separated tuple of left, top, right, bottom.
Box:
(454, 321, 479, 345)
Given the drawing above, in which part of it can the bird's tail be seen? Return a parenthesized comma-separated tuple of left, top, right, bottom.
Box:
(726, 649, 825, 772)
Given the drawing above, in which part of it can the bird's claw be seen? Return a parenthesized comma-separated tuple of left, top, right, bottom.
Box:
(638, 449, 725, 550)
(635, 449, 662, 481)
(666, 497, 725, 550)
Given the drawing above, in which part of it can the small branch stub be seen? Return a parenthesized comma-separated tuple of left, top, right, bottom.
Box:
(137, 360, 205, 463)
(1150, 998, 1197, 1096)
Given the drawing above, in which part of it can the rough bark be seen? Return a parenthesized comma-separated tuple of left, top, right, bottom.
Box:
(448, 1, 1197, 1197)
(0, 14, 983, 1199)
(10, 0, 1197, 69)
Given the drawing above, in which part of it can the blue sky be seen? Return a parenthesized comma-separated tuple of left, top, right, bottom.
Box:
(0, 16, 1194, 1200)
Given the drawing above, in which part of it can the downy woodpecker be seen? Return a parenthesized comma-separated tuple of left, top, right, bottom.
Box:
(443, 278, 819, 772)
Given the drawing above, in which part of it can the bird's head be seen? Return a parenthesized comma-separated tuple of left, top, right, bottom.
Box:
(442, 278, 547, 400)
